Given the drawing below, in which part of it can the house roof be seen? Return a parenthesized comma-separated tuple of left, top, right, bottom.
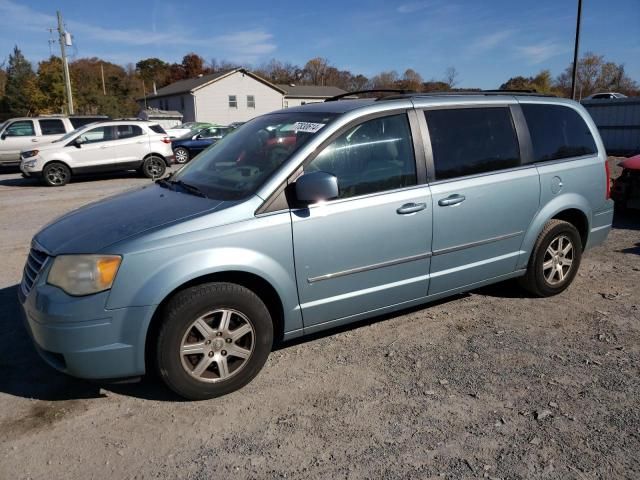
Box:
(145, 68, 286, 99)
(278, 84, 347, 98)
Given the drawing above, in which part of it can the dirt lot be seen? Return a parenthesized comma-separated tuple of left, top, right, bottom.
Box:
(0, 161, 638, 480)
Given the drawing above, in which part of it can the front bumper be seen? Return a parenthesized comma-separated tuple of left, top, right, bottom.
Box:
(19, 270, 156, 380)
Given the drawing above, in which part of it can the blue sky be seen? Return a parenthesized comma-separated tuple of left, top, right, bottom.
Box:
(1, 0, 638, 89)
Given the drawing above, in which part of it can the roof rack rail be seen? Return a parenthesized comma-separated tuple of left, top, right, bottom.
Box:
(325, 89, 416, 102)
(377, 89, 557, 101)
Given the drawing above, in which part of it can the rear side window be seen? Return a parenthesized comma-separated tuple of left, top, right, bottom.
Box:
(39, 119, 66, 135)
(521, 104, 597, 162)
(149, 124, 166, 134)
(425, 107, 520, 180)
(115, 125, 143, 139)
(305, 114, 417, 199)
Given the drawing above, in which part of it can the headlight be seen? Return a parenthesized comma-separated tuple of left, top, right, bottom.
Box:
(22, 150, 39, 159)
(48, 255, 122, 296)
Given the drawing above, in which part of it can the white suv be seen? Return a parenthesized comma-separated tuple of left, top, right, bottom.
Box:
(19, 120, 175, 186)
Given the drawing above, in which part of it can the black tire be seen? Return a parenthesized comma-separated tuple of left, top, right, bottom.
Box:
(519, 219, 583, 297)
(42, 162, 71, 186)
(156, 282, 273, 400)
(141, 156, 166, 179)
(173, 147, 190, 164)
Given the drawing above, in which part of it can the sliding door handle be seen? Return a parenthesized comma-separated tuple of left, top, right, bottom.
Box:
(397, 202, 427, 215)
(438, 194, 466, 207)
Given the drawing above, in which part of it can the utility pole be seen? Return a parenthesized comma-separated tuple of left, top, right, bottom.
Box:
(57, 10, 74, 114)
(100, 64, 106, 95)
(570, 0, 583, 100)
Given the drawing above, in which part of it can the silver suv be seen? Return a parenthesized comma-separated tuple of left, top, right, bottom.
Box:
(19, 91, 613, 399)
(19, 120, 175, 186)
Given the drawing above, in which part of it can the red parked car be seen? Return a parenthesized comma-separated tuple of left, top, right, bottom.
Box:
(611, 154, 640, 209)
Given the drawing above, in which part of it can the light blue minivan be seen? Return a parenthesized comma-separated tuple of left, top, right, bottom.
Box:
(19, 91, 614, 399)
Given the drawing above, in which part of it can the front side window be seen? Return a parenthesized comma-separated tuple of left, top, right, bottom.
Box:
(305, 114, 417, 199)
(115, 125, 143, 139)
(521, 104, 597, 162)
(172, 112, 336, 200)
(5, 120, 35, 137)
(228, 95, 237, 108)
(247, 95, 255, 108)
(425, 107, 520, 180)
(39, 119, 66, 135)
(78, 126, 115, 144)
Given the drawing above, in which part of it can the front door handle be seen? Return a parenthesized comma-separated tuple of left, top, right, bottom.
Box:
(438, 194, 466, 207)
(100, 145, 108, 149)
(397, 202, 427, 215)
(31, 139, 38, 142)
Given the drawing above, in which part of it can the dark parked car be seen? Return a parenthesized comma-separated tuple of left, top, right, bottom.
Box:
(172, 126, 232, 164)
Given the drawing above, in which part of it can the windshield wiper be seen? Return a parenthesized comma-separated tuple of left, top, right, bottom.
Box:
(169, 179, 209, 198)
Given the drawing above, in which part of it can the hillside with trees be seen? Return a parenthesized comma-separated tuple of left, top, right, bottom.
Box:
(0, 46, 637, 120)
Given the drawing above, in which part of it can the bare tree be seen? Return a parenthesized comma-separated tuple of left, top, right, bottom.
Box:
(443, 66, 459, 89)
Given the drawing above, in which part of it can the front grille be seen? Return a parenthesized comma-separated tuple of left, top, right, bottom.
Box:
(21, 246, 50, 297)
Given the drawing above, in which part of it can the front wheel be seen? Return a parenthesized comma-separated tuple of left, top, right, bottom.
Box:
(156, 283, 273, 400)
(519, 219, 582, 297)
(141, 156, 166, 179)
(173, 147, 190, 164)
(42, 162, 71, 186)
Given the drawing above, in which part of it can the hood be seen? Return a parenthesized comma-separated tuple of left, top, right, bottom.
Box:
(23, 139, 62, 153)
(35, 184, 227, 255)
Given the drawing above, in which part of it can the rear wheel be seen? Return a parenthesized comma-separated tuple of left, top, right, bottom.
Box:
(141, 156, 166, 178)
(519, 219, 582, 297)
(174, 147, 190, 164)
(156, 282, 273, 400)
(42, 162, 71, 186)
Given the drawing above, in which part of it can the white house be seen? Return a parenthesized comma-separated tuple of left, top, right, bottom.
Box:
(141, 69, 347, 125)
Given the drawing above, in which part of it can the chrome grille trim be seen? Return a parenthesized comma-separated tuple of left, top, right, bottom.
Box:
(20, 246, 50, 298)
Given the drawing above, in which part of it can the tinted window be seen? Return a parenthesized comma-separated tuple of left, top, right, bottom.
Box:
(521, 104, 597, 162)
(69, 117, 109, 128)
(149, 124, 166, 134)
(6, 120, 35, 137)
(39, 119, 66, 135)
(78, 126, 114, 144)
(425, 108, 520, 180)
(305, 114, 417, 199)
(115, 125, 143, 139)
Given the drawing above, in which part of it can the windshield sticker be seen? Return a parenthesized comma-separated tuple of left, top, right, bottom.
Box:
(293, 122, 326, 133)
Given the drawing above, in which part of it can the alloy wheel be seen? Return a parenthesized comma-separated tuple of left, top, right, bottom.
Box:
(174, 148, 189, 164)
(146, 157, 164, 177)
(542, 235, 574, 285)
(179, 309, 255, 383)
(46, 166, 68, 185)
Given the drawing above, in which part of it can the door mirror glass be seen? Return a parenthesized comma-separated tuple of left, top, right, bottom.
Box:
(0, 133, 6, 140)
(295, 171, 339, 204)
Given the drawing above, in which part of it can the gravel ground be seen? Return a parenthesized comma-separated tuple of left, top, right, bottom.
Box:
(0, 160, 638, 480)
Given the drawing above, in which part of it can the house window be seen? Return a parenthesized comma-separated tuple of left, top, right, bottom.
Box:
(247, 95, 255, 108)
(228, 95, 237, 108)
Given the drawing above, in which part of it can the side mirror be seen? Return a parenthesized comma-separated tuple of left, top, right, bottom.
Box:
(193, 134, 201, 140)
(0, 133, 7, 140)
(73, 137, 85, 148)
(294, 171, 339, 204)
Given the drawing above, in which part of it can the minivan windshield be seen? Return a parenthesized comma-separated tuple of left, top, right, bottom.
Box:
(171, 112, 336, 200)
